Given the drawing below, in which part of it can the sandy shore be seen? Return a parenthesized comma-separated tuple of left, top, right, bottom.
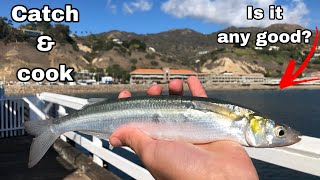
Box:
(4, 83, 320, 96)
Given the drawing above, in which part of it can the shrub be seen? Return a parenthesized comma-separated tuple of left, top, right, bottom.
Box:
(128, 39, 146, 51)
(151, 61, 159, 66)
(106, 64, 130, 82)
(145, 53, 156, 59)
(131, 65, 137, 71)
(130, 58, 138, 64)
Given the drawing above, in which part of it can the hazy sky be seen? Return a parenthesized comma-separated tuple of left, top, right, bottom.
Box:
(1, 0, 319, 34)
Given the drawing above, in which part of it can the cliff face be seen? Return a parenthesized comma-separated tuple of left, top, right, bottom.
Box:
(0, 42, 89, 80)
(201, 57, 267, 75)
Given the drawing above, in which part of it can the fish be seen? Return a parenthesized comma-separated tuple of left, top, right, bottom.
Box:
(24, 95, 301, 168)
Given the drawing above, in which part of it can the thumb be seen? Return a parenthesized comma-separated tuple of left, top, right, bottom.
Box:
(109, 127, 154, 156)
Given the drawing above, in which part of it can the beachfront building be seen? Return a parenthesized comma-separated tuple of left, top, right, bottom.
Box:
(130, 68, 197, 84)
(197, 73, 211, 83)
(204, 73, 266, 85)
(130, 69, 266, 85)
(308, 71, 320, 77)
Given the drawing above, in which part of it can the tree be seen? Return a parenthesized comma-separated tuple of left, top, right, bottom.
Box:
(129, 39, 146, 51)
(0, 17, 25, 42)
(37, 22, 52, 31)
(106, 64, 130, 82)
(0, 17, 13, 39)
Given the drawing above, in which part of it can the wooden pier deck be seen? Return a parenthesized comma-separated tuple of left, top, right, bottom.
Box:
(0, 135, 121, 180)
(0, 136, 71, 180)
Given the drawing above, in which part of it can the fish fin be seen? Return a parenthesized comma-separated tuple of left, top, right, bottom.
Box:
(24, 120, 50, 136)
(24, 120, 60, 168)
(78, 131, 111, 141)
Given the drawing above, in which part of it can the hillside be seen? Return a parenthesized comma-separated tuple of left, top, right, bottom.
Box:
(0, 18, 188, 81)
(1, 17, 319, 81)
(0, 39, 187, 81)
(99, 24, 319, 77)
(99, 24, 315, 63)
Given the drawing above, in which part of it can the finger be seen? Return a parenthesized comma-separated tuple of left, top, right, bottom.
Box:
(169, 79, 183, 95)
(198, 141, 244, 153)
(147, 85, 163, 96)
(118, 90, 132, 98)
(187, 76, 207, 97)
(110, 127, 154, 156)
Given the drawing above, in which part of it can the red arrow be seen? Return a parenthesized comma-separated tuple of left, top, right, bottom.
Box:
(279, 27, 319, 89)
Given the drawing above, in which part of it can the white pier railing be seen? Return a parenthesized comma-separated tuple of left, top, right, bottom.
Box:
(27, 93, 320, 178)
(0, 97, 26, 138)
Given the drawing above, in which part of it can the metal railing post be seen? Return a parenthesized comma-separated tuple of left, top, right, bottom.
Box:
(92, 136, 104, 167)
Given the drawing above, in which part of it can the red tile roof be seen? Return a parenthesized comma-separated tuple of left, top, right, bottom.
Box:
(131, 69, 163, 74)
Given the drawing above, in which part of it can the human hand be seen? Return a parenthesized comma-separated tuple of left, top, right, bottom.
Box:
(110, 76, 258, 180)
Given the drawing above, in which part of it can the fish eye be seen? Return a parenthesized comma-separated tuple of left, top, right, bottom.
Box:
(275, 126, 286, 137)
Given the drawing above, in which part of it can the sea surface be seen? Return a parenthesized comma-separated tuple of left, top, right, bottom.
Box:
(73, 89, 320, 180)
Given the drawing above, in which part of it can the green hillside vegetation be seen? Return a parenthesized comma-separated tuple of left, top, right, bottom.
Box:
(83, 34, 146, 52)
(0, 17, 27, 43)
(19, 22, 79, 50)
(0, 17, 78, 50)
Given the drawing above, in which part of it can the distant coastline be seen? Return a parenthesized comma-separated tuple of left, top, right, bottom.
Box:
(4, 84, 320, 96)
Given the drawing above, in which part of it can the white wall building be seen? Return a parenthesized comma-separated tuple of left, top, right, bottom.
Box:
(148, 47, 156, 53)
(198, 51, 209, 55)
(112, 39, 123, 45)
(269, 46, 280, 51)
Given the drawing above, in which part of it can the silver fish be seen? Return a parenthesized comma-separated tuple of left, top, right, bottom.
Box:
(24, 96, 301, 167)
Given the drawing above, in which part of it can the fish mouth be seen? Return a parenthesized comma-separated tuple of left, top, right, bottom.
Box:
(295, 135, 302, 143)
(289, 129, 302, 145)
(295, 130, 302, 141)
(285, 124, 302, 144)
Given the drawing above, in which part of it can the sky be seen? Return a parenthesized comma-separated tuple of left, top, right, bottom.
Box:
(0, 0, 319, 35)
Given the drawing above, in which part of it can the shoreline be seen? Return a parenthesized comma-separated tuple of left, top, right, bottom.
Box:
(4, 84, 320, 96)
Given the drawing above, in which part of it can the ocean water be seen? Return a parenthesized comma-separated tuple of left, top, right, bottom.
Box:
(73, 89, 320, 180)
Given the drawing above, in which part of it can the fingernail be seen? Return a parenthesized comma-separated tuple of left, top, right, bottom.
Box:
(118, 90, 131, 98)
(110, 137, 123, 147)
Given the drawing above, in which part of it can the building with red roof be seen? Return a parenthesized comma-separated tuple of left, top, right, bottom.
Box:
(130, 68, 196, 84)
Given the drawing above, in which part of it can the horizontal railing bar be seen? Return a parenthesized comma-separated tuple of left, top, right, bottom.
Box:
(38, 92, 88, 110)
(64, 131, 154, 180)
(0, 98, 24, 101)
(0, 127, 25, 131)
(22, 97, 47, 120)
(245, 136, 320, 176)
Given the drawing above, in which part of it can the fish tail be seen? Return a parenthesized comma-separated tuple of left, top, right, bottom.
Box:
(24, 120, 60, 168)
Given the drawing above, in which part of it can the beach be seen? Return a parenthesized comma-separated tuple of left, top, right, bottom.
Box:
(4, 83, 320, 96)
